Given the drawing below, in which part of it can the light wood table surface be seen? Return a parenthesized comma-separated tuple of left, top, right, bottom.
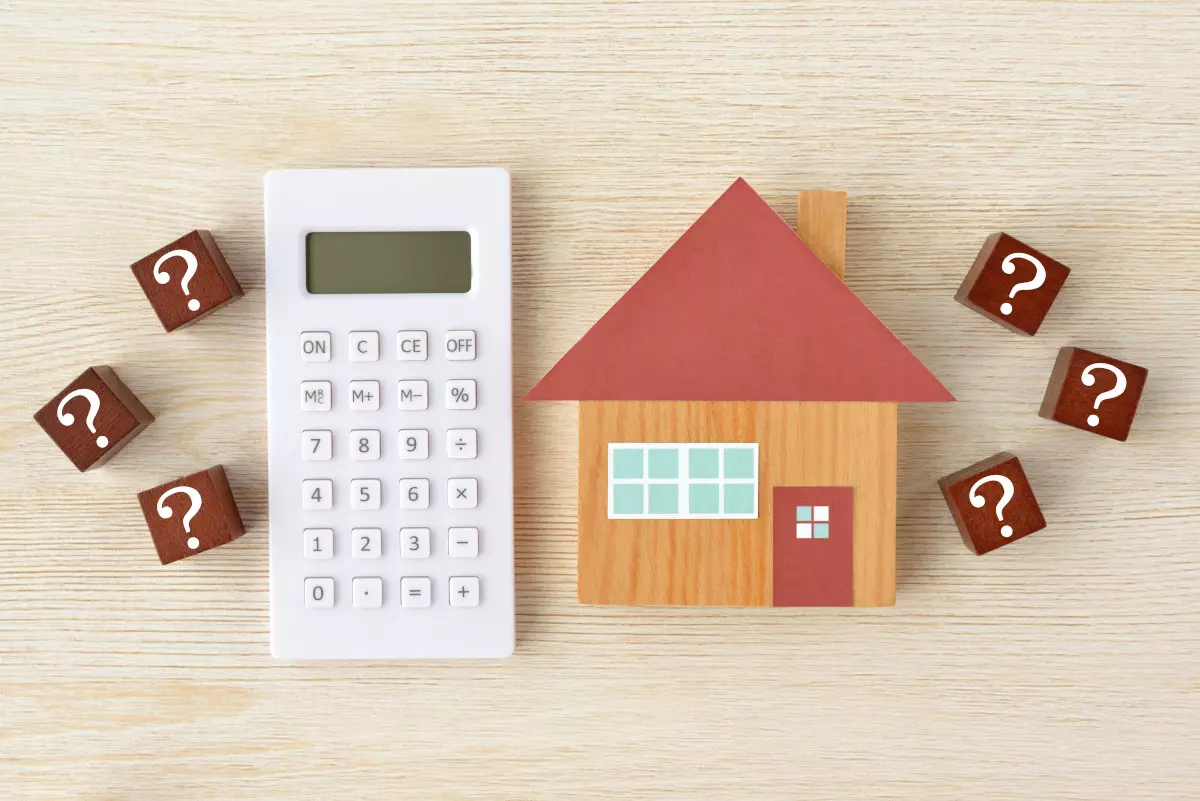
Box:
(2, 3, 1198, 798)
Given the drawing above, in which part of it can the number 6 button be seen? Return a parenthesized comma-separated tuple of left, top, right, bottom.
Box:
(398, 478, 430, 509)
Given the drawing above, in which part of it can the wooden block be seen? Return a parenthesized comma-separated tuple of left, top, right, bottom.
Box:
(1039, 347, 1148, 442)
(939, 452, 1046, 555)
(33, 366, 154, 471)
(955, 233, 1070, 335)
(796, 190, 847, 280)
(137, 466, 245, 564)
(131, 230, 244, 332)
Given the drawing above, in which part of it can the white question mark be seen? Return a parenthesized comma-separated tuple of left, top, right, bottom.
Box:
(969, 474, 1015, 538)
(999, 252, 1046, 316)
(157, 486, 204, 550)
(153, 249, 201, 312)
(1081, 362, 1127, 427)
(56, 388, 109, 448)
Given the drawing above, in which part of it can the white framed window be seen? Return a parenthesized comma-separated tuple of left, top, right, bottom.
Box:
(607, 443, 759, 520)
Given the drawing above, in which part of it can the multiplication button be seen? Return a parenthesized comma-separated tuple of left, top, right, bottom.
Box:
(447, 478, 478, 509)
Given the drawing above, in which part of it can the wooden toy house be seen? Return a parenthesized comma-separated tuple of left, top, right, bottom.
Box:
(527, 179, 953, 606)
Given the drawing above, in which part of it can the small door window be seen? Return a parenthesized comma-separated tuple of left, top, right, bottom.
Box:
(795, 505, 831, 538)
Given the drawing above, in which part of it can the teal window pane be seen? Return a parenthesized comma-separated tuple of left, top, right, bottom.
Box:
(613, 484, 644, 514)
(689, 448, 720, 479)
(648, 484, 679, 514)
(647, 448, 679, 479)
(612, 448, 643, 479)
(689, 483, 720, 514)
(796, 505, 812, 522)
(814, 523, 830, 539)
(723, 448, 755, 479)
(724, 484, 755, 515)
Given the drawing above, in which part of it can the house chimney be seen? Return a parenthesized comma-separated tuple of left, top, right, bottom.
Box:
(796, 190, 847, 281)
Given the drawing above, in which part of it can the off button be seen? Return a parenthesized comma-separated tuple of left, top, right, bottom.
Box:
(445, 330, 476, 361)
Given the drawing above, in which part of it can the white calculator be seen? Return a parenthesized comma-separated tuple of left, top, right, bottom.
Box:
(264, 168, 513, 659)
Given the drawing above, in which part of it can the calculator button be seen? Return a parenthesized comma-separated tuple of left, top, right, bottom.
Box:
(398, 479, 430, 510)
(350, 479, 382, 510)
(300, 332, 331, 362)
(449, 576, 480, 607)
(353, 577, 383, 609)
(350, 429, 380, 461)
(448, 527, 479, 558)
(348, 380, 380, 411)
(401, 576, 432, 608)
(445, 330, 477, 361)
(349, 331, 379, 362)
(446, 429, 478, 459)
(304, 528, 333, 559)
(446, 379, 477, 410)
(398, 429, 429, 460)
(302, 479, 333, 510)
(396, 330, 428, 361)
(352, 528, 382, 559)
(447, 478, 478, 509)
(397, 380, 429, 411)
(304, 577, 334, 608)
(399, 527, 431, 559)
(302, 430, 332, 461)
(301, 381, 332, 411)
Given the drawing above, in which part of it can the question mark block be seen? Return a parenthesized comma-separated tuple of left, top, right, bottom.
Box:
(1040, 347, 1148, 442)
(137, 466, 245, 564)
(939, 452, 1046, 555)
(130, 230, 244, 332)
(33, 366, 154, 471)
(955, 233, 1070, 336)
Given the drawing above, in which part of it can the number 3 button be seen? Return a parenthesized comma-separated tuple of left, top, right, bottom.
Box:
(399, 527, 430, 559)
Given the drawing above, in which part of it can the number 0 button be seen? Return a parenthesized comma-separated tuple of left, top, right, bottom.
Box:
(305, 577, 334, 608)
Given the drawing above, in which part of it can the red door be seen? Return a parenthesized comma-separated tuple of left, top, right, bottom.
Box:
(772, 486, 854, 606)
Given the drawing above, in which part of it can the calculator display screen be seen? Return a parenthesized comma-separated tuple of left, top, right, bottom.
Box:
(305, 231, 472, 294)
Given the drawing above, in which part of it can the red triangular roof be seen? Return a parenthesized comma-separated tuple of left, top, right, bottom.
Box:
(526, 178, 954, 403)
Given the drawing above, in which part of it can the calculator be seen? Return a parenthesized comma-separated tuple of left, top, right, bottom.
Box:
(264, 168, 514, 659)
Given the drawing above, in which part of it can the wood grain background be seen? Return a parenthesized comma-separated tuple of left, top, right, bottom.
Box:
(1, 2, 1197, 798)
